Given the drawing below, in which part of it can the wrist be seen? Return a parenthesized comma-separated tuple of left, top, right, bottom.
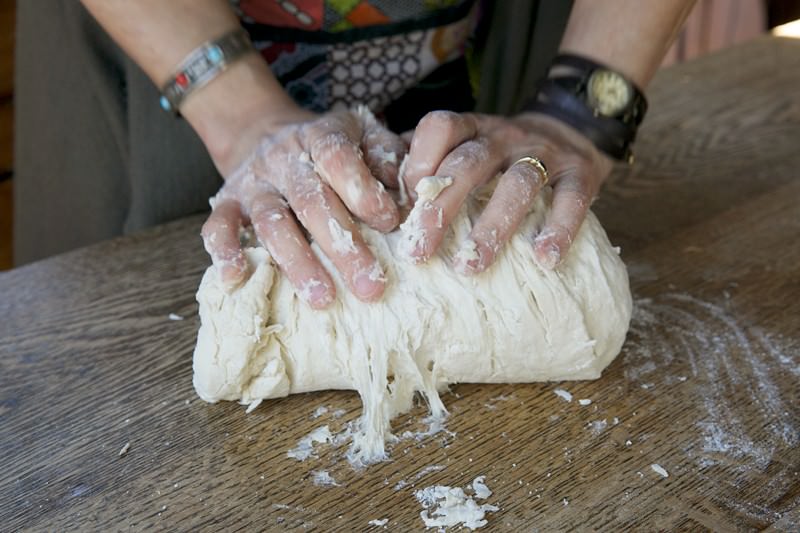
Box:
(558, 0, 695, 89)
(180, 54, 315, 174)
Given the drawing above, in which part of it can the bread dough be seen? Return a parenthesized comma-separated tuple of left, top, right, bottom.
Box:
(192, 178, 632, 465)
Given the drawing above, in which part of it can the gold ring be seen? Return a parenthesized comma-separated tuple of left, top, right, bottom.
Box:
(514, 156, 548, 185)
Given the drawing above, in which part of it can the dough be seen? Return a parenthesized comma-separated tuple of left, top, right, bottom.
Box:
(192, 178, 632, 465)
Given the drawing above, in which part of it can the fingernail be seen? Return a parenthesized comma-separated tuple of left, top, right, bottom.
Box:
(354, 266, 385, 300)
(220, 263, 247, 291)
(374, 203, 400, 233)
(300, 279, 334, 308)
(310, 286, 334, 308)
(535, 241, 561, 270)
(454, 239, 481, 275)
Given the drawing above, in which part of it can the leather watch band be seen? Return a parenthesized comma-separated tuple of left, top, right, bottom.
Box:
(551, 54, 648, 126)
(524, 53, 649, 162)
(528, 78, 636, 161)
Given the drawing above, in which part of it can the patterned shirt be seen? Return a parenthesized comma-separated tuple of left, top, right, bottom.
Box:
(230, 0, 480, 115)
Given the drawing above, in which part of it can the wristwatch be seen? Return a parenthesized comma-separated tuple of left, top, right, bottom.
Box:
(526, 54, 648, 162)
(554, 54, 647, 126)
(587, 69, 637, 117)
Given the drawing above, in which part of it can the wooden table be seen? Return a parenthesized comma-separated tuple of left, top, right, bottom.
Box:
(2, 36, 799, 531)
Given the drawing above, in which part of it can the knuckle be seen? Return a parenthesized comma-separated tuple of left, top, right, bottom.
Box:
(202, 206, 235, 240)
(309, 131, 353, 158)
(290, 174, 325, 201)
(446, 138, 491, 169)
(420, 110, 461, 134)
(251, 201, 288, 223)
(200, 218, 217, 240)
(253, 136, 290, 166)
(497, 122, 528, 144)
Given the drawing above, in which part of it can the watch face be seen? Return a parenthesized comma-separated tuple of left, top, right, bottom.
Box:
(587, 70, 632, 117)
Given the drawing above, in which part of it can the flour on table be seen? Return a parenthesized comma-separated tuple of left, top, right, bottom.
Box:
(471, 476, 492, 499)
(193, 183, 632, 467)
(287, 426, 334, 461)
(622, 293, 799, 474)
(118, 442, 130, 456)
(587, 419, 608, 435)
(311, 406, 329, 419)
(312, 470, 340, 487)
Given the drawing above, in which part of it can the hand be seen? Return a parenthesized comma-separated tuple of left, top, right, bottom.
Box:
(201, 106, 406, 308)
(400, 111, 615, 273)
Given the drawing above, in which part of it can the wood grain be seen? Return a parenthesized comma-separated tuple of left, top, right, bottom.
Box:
(1, 36, 799, 531)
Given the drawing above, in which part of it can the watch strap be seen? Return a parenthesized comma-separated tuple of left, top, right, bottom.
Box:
(524, 53, 649, 162)
(551, 53, 648, 124)
(550, 75, 647, 127)
(528, 78, 635, 161)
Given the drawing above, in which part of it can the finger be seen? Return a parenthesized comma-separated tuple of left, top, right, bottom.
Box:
(356, 105, 406, 189)
(454, 158, 548, 275)
(303, 113, 399, 232)
(249, 192, 336, 309)
(533, 170, 595, 269)
(403, 111, 477, 198)
(402, 137, 505, 263)
(201, 199, 248, 291)
(280, 160, 387, 302)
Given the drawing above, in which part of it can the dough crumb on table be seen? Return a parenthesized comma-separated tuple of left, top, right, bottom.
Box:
(192, 184, 632, 467)
(414, 475, 498, 530)
(311, 470, 340, 487)
(651, 463, 670, 478)
(553, 389, 573, 402)
(286, 426, 334, 461)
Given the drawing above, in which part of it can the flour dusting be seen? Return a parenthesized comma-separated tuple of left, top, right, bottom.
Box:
(327, 219, 357, 255)
(287, 426, 334, 461)
(623, 293, 798, 471)
(312, 470, 340, 487)
(311, 406, 329, 419)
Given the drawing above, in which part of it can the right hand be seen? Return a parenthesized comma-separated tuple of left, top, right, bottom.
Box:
(201, 106, 406, 309)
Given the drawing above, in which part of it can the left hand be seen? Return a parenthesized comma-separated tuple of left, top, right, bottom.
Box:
(400, 110, 615, 274)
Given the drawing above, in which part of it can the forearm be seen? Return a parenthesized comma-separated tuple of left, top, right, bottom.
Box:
(559, 0, 696, 88)
(80, 0, 307, 173)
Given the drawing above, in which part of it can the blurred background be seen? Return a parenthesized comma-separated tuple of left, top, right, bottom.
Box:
(0, 0, 799, 271)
